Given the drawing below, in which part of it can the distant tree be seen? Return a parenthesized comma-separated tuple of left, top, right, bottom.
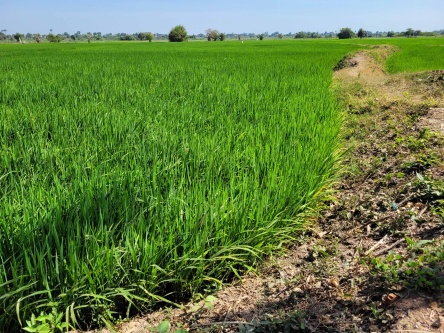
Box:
(337, 27, 355, 39)
(404, 28, 414, 38)
(25, 33, 33, 39)
(168, 25, 187, 42)
(138, 32, 154, 41)
(13, 33, 24, 42)
(33, 34, 41, 43)
(46, 33, 60, 43)
(70, 35, 76, 41)
(294, 31, 306, 39)
(219, 33, 226, 41)
(357, 28, 367, 39)
(120, 34, 136, 41)
(206, 29, 219, 41)
(414, 30, 421, 37)
(258, 34, 265, 40)
(387, 31, 395, 37)
(277, 33, 283, 39)
(0, 32, 7, 40)
(237, 34, 241, 40)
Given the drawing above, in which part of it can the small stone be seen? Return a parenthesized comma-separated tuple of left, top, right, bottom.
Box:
(382, 293, 399, 305)
(431, 317, 441, 329)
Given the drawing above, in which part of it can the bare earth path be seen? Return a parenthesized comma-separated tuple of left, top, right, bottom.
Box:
(77, 47, 444, 333)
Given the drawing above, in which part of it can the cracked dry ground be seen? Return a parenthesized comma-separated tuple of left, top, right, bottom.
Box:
(83, 47, 444, 333)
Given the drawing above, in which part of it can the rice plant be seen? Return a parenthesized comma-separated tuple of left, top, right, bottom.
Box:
(0, 40, 355, 331)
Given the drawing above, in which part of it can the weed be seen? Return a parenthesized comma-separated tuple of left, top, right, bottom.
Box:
(368, 239, 444, 290)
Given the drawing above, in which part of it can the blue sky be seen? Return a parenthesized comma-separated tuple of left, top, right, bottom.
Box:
(1, 0, 443, 35)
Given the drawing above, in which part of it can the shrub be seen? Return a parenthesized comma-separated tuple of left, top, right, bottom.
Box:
(168, 25, 187, 42)
(337, 27, 355, 39)
(138, 32, 154, 42)
(46, 33, 60, 43)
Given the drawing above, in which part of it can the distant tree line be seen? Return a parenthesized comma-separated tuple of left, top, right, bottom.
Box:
(1, 27, 443, 43)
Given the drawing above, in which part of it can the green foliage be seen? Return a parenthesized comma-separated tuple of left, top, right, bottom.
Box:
(337, 27, 355, 39)
(258, 34, 265, 40)
(46, 33, 60, 43)
(120, 34, 136, 41)
(22, 308, 70, 333)
(0, 41, 352, 331)
(13, 33, 23, 42)
(206, 28, 219, 41)
(357, 28, 367, 39)
(168, 25, 187, 42)
(148, 320, 188, 333)
(409, 173, 444, 208)
(404, 28, 414, 38)
(138, 32, 154, 42)
(369, 238, 444, 290)
(295, 31, 321, 39)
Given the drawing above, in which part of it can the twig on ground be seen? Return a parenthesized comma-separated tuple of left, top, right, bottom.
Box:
(373, 238, 404, 256)
(417, 205, 428, 219)
(364, 235, 389, 256)
(397, 193, 415, 207)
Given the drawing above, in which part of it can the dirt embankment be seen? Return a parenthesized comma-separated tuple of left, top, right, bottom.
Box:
(78, 46, 444, 333)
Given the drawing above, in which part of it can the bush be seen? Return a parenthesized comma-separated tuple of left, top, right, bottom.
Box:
(46, 33, 60, 43)
(138, 32, 154, 42)
(168, 25, 187, 42)
(206, 29, 219, 41)
(357, 28, 367, 39)
(120, 35, 136, 41)
(337, 27, 355, 39)
(13, 33, 23, 42)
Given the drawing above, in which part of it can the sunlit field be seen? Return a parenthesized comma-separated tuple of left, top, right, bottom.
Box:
(3, 37, 441, 330)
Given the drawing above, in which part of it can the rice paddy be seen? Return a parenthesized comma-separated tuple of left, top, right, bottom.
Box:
(1, 38, 441, 331)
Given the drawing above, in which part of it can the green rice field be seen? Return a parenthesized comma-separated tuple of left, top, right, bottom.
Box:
(0, 38, 442, 331)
